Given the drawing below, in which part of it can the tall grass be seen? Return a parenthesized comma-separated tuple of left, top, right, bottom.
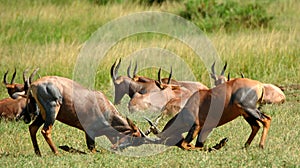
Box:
(0, 0, 299, 167)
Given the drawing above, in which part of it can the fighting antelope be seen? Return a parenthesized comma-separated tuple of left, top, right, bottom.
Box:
(20, 75, 149, 156)
(210, 62, 285, 104)
(118, 78, 272, 150)
(111, 59, 208, 105)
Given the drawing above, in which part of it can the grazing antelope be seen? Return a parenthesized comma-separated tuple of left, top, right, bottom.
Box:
(128, 68, 192, 113)
(3, 69, 25, 99)
(210, 62, 285, 104)
(20, 75, 149, 156)
(118, 78, 272, 150)
(111, 59, 208, 105)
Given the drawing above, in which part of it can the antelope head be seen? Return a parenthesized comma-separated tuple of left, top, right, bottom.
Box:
(16, 68, 40, 123)
(112, 117, 158, 150)
(210, 61, 228, 86)
(111, 59, 129, 104)
(3, 68, 27, 99)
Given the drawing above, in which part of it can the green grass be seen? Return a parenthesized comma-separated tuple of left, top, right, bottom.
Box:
(0, 0, 300, 167)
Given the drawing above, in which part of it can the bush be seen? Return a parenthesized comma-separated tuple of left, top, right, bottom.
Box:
(179, 0, 274, 32)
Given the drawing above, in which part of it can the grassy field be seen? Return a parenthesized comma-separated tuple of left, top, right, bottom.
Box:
(0, 0, 299, 167)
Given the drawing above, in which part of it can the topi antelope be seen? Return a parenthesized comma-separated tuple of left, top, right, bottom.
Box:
(261, 83, 285, 104)
(0, 97, 27, 121)
(111, 59, 161, 104)
(210, 61, 228, 86)
(128, 68, 192, 113)
(118, 78, 272, 151)
(210, 62, 285, 104)
(20, 75, 149, 156)
(111, 59, 208, 105)
(0, 69, 38, 121)
(3, 69, 26, 99)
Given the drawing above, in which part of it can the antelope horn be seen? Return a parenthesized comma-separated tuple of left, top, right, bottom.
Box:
(110, 60, 117, 80)
(127, 61, 132, 78)
(23, 69, 29, 93)
(144, 117, 161, 135)
(167, 66, 172, 84)
(3, 70, 8, 85)
(221, 61, 227, 76)
(158, 68, 162, 84)
(133, 61, 137, 77)
(115, 58, 121, 79)
(211, 61, 216, 75)
(240, 72, 245, 78)
(29, 68, 39, 84)
(11, 68, 16, 84)
(138, 128, 159, 143)
(227, 72, 230, 81)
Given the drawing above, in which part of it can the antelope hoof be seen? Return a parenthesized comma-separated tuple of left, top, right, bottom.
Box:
(259, 144, 264, 149)
(208, 137, 228, 152)
(181, 141, 195, 150)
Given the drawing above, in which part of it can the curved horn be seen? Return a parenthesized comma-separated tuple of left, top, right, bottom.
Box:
(23, 69, 29, 93)
(133, 61, 137, 77)
(11, 68, 16, 84)
(29, 68, 39, 84)
(115, 58, 121, 78)
(227, 72, 230, 81)
(23, 69, 28, 84)
(167, 66, 172, 84)
(211, 61, 216, 75)
(3, 70, 8, 85)
(144, 117, 161, 135)
(240, 72, 245, 78)
(158, 68, 162, 84)
(110, 60, 117, 81)
(127, 61, 132, 78)
(221, 61, 227, 76)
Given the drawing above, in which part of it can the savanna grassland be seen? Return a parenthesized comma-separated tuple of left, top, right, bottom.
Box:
(0, 0, 299, 167)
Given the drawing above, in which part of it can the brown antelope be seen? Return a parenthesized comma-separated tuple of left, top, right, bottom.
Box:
(0, 97, 27, 121)
(261, 83, 285, 104)
(111, 59, 161, 104)
(20, 75, 150, 156)
(118, 78, 272, 150)
(3, 69, 26, 99)
(210, 62, 228, 86)
(210, 62, 285, 104)
(0, 69, 38, 121)
(111, 59, 208, 105)
(128, 68, 192, 113)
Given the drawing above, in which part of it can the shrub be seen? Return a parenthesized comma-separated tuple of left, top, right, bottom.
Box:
(179, 0, 274, 32)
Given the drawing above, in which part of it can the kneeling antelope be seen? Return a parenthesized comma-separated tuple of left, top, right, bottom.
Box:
(119, 78, 272, 150)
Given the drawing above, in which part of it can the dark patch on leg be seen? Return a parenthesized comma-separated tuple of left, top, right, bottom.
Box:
(208, 138, 228, 152)
(85, 133, 96, 153)
(59, 145, 87, 154)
